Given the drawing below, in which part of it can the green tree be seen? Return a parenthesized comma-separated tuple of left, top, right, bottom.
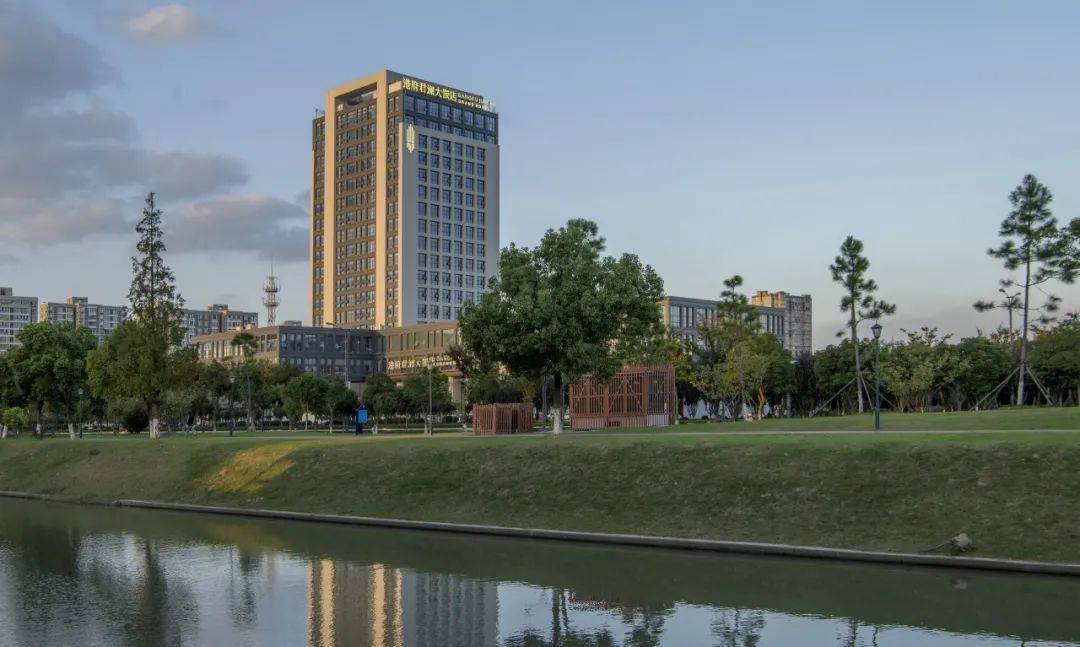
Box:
(687, 276, 766, 419)
(984, 175, 1074, 405)
(880, 328, 955, 412)
(459, 219, 665, 434)
(1031, 316, 1080, 405)
(115, 399, 150, 433)
(129, 192, 184, 340)
(362, 373, 399, 433)
(117, 192, 186, 438)
(401, 367, 452, 431)
(230, 331, 260, 433)
(830, 235, 896, 414)
(326, 379, 360, 432)
(87, 322, 171, 436)
(2, 407, 27, 438)
(465, 371, 526, 406)
(791, 352, 819, 414)
(6, 323, 98, 438)
(198, 362, 231, 430)
(951, 336, 1013, 409)
(281, 374, 328, 430)
(813, 341, 872, 415)
(0, 354, 18, 410)
(161, 388, 200, 432)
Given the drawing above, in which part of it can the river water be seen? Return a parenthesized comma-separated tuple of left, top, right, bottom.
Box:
(0, 498, 1077, 646)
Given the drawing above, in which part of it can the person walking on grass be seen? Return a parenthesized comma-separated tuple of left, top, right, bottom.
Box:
(355, 402, 369, 436)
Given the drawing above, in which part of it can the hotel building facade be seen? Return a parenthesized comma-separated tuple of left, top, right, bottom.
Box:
(311, 70, 499, 329)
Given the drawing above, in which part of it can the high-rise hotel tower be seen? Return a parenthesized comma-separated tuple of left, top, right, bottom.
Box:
(311, 70, 499, 328)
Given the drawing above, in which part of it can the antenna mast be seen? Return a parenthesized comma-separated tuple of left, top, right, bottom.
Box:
(263, 257, 280, 325)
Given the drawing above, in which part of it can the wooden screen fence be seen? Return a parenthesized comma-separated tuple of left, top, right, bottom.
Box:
(473, 403, 535, 435)
(569, 366, 677, 430)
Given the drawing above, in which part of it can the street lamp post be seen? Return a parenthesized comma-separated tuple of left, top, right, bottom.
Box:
(871, 322, 883, 431)
(426, 358, 433, 436)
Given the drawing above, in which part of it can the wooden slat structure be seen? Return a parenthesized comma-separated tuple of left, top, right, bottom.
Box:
(473, 403, 535, 435)
(569, 366, 677, 430)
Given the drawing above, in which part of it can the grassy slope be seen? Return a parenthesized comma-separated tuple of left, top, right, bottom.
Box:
(2, 410, 1080, 563)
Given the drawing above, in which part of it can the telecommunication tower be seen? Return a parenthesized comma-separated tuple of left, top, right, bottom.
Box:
(263, 259, 280, 326)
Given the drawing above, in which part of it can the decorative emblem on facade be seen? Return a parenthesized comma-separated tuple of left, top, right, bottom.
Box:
(406, 124, 416, 152)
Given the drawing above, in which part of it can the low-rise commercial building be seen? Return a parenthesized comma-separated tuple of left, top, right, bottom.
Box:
(0, 287, 37, 353)
(39, 296, 127, 346)
(191, 321, 466, 398)
(192, 324, 383, 386)
(661, 291, 813, 356)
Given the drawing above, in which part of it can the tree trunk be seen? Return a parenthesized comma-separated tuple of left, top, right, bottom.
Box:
(149, 417, 160, 439)
(850, 305, 865, 414)
(552, 373, 565, 435)
(68, 423, 76, 440)
(1017, 257, 1032, 407)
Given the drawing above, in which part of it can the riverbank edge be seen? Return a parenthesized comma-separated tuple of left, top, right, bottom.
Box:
(3, 490, 1079, 577)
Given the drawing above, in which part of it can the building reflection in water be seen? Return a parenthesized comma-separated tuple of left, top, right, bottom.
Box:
(306, 559, 498, 647)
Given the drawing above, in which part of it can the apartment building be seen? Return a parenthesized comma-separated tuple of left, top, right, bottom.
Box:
(38, 296, 127, 346)
(0, 287, 37, 353)
(179, 304, 259, 346)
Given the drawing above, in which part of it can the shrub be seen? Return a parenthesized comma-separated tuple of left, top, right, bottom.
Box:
(2, 407, 27, 434)
(119, 400, 150, 434)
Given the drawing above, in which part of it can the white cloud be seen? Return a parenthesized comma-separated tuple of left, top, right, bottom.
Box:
(124, 4, 215, 43)
(0, 5, 299, 262)
(170, 196, 309, 261)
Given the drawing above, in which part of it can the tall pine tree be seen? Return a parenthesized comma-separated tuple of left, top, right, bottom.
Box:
(130, 192, 184, 341)
(128, 192, 184, 437)
(986, 175, 1073, 405)
(830, 236, 895, 414)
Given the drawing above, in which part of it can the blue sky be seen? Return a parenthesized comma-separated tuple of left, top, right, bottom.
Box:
(2, 0, 1078, 346)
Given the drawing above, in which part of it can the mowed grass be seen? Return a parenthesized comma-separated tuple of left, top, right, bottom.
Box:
(608, 406, 1080, 433)
(1, 408, 1079, 563)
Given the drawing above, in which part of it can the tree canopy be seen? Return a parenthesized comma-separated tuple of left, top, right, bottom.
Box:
(5, 323, 97, 438)
(459, 219, 665, 433)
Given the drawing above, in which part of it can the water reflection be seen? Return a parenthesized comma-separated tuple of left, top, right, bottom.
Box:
(0, 499, 1078, 646)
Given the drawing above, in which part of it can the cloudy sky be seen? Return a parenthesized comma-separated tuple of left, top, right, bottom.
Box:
(1, 1, 1078, 345)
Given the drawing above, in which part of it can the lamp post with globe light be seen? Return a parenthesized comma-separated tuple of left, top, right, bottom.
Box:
(871, 322, 883, 431)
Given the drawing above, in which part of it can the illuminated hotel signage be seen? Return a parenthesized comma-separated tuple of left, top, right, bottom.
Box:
(401, 77, 487, 111)
(386, 354, 456, 374)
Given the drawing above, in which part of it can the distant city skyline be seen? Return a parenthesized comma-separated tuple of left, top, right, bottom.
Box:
(2, 1, 1078, 348)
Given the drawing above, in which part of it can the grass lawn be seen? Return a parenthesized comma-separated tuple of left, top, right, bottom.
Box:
(3, 415, 1080, 564)
(611, 406, 1080, 433)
